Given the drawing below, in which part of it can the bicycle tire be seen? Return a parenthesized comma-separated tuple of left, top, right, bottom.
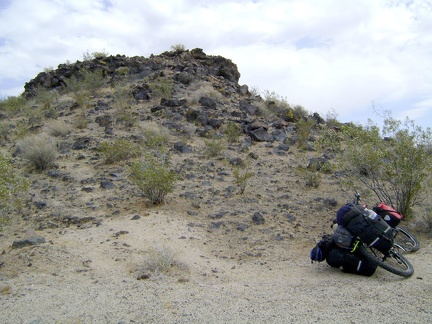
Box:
(358, 245, 414, 277)
(394, 226, 420, 252)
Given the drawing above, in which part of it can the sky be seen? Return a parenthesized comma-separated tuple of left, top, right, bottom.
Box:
(0, 0, 431, 128)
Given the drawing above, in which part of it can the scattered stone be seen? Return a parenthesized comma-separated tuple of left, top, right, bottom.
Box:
(33, 201, 47, 209)
(114, 230, 129, 237)
(252, 212, 265, 225)
(100, 180, 115, 189)
(12, 236, 46, 249)
(131, 215, 141, 220)
(137, 273, 151, 280)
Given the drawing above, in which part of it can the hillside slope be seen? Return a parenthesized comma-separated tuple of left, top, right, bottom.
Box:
(0, 48, 431, 323)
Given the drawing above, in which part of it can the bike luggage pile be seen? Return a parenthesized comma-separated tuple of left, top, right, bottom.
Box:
(311, 194, 417, 278)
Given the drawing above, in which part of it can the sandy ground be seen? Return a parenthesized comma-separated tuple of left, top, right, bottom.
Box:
(1, 211, 431, 324)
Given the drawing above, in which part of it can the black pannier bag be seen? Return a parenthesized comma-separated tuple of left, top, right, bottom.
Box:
(340, 205, 394, 254)
(373, 203, 403, 228)
(326, 247, 377, 276)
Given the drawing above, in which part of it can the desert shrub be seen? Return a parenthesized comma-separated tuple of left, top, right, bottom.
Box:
(224, 121, 242, 143)
(292, 105, 310, 120)
(338, 117, 432, 219)
(233, 166, 254, 194)
(0, 122, 10, 141)
(0, 153, 30, 227)
(203, 138, 225, 158)
(262, 90, 291, 111)
(317, 127, 343, 153)
(83, 50, 109, 61)
(129, 155, 178, 204)
(305, 171, 321, 188)
(143, 129, 169, 151)
(0, 95, 27, 116)
(295, 118, 315, 149)
(170, 43, 186, 51)
(64, 69, 105, 98)
(12, 121, 31, 139)
(139, 242, 188, 276)
(99, 139, 141, 164)
(113, 88, 136, 128)
(148, 76, 173, 99)
(73, 115, 89, 129)
(188, 82, 225, 105)
(325, 108, 340, 128)
(17, 133, 57, 170)
(47, 120, 71, 137)
(33, 87, 59, 118)
(81, 69, 105, 95)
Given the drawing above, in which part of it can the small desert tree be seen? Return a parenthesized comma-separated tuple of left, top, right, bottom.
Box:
(129, 155, 178, 205)
(338, 117, 432, 219)
(0, 153, 30, 226)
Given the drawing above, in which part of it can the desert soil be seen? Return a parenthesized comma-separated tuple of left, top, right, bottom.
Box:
(0, 208, 431, 324)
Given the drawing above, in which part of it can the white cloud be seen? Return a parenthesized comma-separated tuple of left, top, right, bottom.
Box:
(0, 0, 431, 127)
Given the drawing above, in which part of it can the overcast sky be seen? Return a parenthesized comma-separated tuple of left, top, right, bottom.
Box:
(1, 0, 431, 128)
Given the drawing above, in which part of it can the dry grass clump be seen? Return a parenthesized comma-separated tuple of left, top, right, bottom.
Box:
(46, 120, 71, 137)
(187, 81, 225, 106)
(141, 121, 170, 150)
(138, 243, 189, 277)
(17, 133, 57, 170)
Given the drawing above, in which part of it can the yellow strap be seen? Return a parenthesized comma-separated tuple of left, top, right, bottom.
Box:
(351, 240, 360, 252)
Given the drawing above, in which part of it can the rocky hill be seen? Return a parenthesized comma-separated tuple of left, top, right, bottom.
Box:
(0, 48, 431, 323)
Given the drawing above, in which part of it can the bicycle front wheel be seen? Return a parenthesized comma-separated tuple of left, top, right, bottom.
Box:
(394, 226, 420, 252)
(358, 245, 414, 277)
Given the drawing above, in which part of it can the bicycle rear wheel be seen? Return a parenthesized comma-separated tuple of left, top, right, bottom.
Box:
(358, 245, 414, 277)
(394, 226, 420, 252)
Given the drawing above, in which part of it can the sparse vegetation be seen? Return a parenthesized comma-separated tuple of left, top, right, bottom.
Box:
(148, 76, 173, 99)
(306, 171, 321, 188)
(143, 128, 169, 151)
(33, 87, 59, 118)
(338, 117, 432, 219)
(203, 138, 225, 158)
(295, 118, 315, 149)
(0, 153, 30, 227)
(140, 242, 188, 276)
(17, 133, 57, 170)
(233, 165, 254, 194)
(224, 121, 242, 143)
(129, 155, 178, 204)
(47, 120, 71, 137)
(99, 139, 141, 164)
(170, 43, 186, 51)
(0, 95, 27, 116)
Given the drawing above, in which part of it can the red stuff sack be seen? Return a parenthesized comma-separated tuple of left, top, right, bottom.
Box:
(373, 203, 403, 228)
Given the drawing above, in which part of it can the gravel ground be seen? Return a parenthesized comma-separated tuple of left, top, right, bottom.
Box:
(1, 212, 431, 324)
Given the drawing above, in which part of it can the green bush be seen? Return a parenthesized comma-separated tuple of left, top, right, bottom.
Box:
(295, 118, 315, 149)
(0, 95, 27, 116)
(0, 153, 30, 227)
(143, 129, 169, 151)
(233, 166, 254, 194)
(224, 122, 242, 143)
(203, 138, 225, 158)
(99, 139, 141, 164)
(129, 156, 178, 205)
(33, 87, 59, 118)
(148, 76, 173, 99)
(338, 117, 432, 219)
(17, 133, 57, 170)
(305, 171, 321, 188)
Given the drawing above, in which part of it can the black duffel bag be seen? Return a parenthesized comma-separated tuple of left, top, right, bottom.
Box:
(341, 205, 394, 254)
